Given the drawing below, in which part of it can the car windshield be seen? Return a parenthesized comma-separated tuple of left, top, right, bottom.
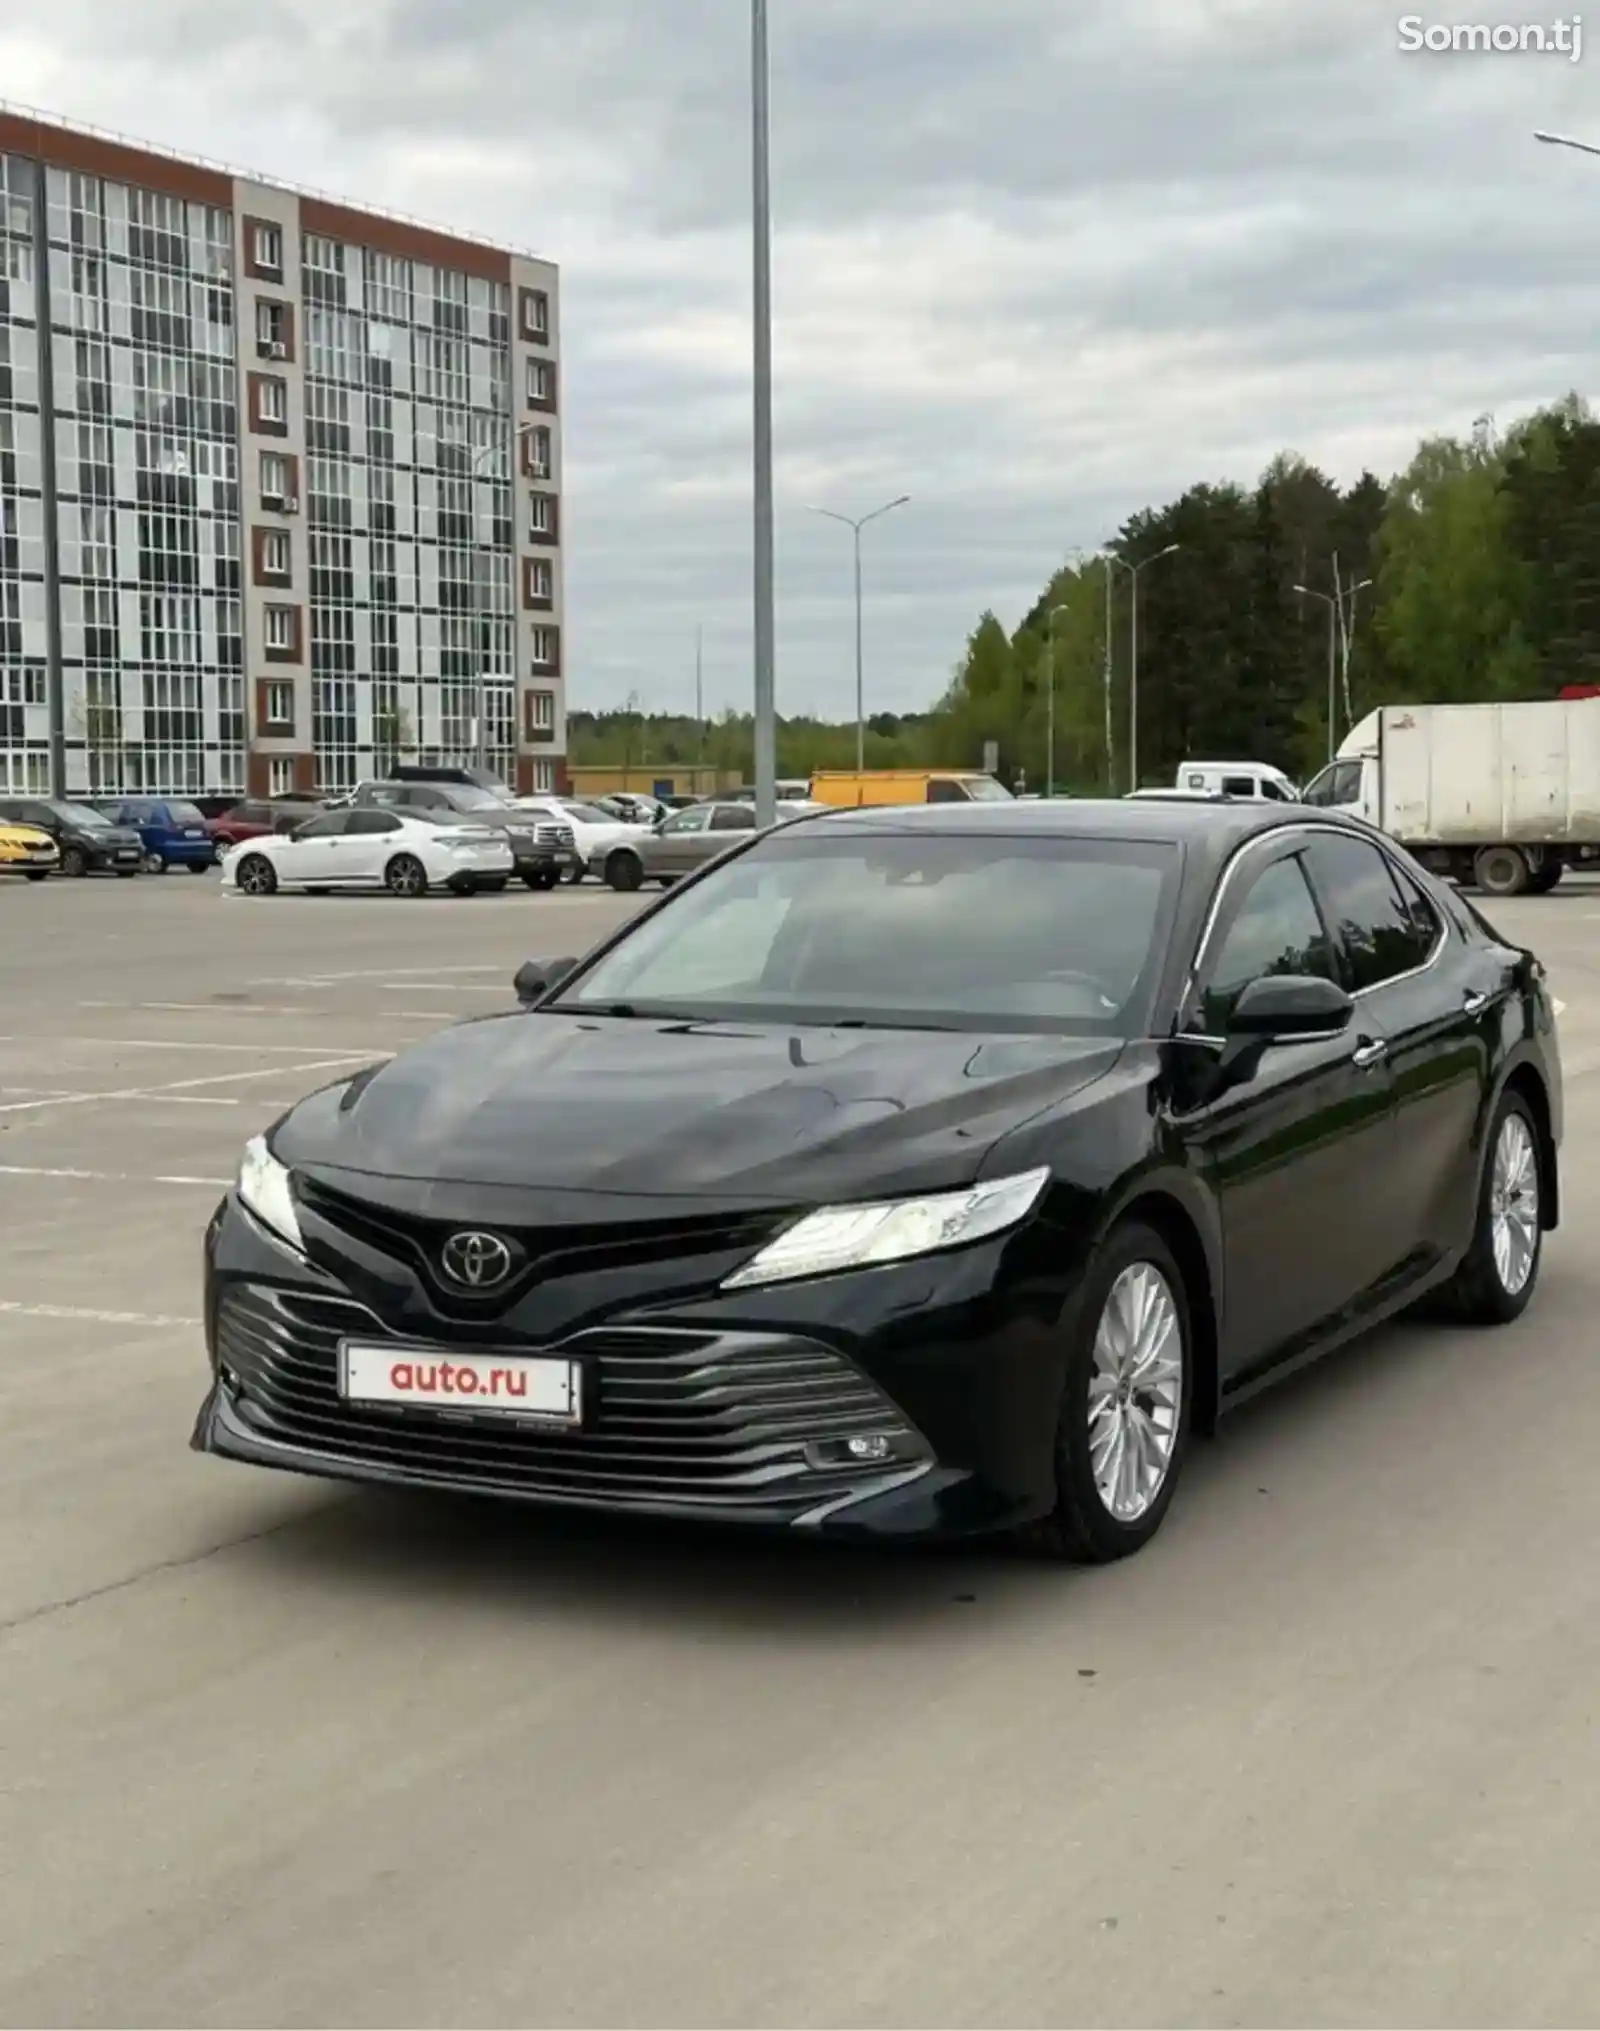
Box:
(168, 802, 206, 826)
(49, 801, 112, 827)
(451, 786, 505, 810)
(960, 777, 1013, 802)
(561, 802, 609, 823)
(554, 829, 1181, 1035)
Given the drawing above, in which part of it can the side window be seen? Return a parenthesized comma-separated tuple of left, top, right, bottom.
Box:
(297, 812, 351, 840)
(711, 806, 756, 832)
(1259, 779, 1290, 801)
(1222, 776, 1254, 797)
(1303, 833, 1433, 991)
(1385, 860, 1444, 969)
(1332, 761, 1362, 806)
(663, 807, 711, 834)
(1198, 854, 1335, 1034)
(20, 802, 54, 827)
(926, 778, 967, 803)
(347, 809, 401, 835)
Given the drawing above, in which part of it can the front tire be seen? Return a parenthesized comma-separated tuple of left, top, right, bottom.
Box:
(1428, 1091, 1544, 1324)
(385, 853, 428, 898)
(187, 861, 211, 875)
(61, 844, 88, 878)
(142, 852, 165, 875)
(604, 850, 644, 893)
(235, 853, 278, 897)
(1018, 1221, 1193, 1563)
(562, 863, 585, 884)
(521, 868, 560, 891)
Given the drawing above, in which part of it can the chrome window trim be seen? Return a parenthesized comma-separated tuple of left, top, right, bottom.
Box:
(1184, 819, 1451, 1021)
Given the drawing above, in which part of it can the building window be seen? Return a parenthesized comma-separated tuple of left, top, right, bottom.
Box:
(523, 556, 553, 607)
(523, 425, 552, 480)
(526, 358, 555, 408)
(251, 222, 283, 278)
(268, 756, 295, 796)
(264, 605, 299, 658)
(260, 451, 295, 506)
(255, 299, 291, 359)
(530, 626, 557, 668)
(532, 758, 555, 793)
(263, 680, 295, 728)
(520, 288, 550, 341)
(527, 687, 555, 738)
(528, 491, 556, 541)
(258, 528, 291, 582)
(258, 375, 287, 427)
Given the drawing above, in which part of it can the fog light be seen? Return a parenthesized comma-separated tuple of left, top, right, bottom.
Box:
(804, 1430, 922, 1471)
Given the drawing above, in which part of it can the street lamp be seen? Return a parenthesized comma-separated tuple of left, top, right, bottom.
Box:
(471, 419, 539, 774)
(750, 0, 777, 829)
(1535, 128, 1600, 159)
(809, 494, 910, 773)
(1106, 543, 1180, 791)
(1042, 602, 1070, 797)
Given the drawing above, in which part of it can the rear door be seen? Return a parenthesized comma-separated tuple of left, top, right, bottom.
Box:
(1302, 832, 1488, 1279)
(1179, 840, 1401, 1383)
(342, 808, 405, 883)
(651, 804, 714, 872)
(702, 804, 759, 862)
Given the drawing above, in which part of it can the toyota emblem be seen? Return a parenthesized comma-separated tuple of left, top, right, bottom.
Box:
(439, 1230, 515, 1290)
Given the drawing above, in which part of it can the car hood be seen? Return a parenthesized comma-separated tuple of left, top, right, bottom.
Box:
(273, 1012, 1126, 1203)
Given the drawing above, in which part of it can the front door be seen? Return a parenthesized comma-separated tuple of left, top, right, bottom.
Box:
(651, 804, 714, 873)
(342, 808, 405, 883)
(276, 810, 354, 883)
(1177, 842, 1401, 1387)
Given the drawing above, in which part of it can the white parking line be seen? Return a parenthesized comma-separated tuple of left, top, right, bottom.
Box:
(379, 982, 504, 994)
(77, 1000, 367, 1017)
(0, 1035, 391, 1057)
(0, 1164, 228, 1186)
(0, 1299, 203, 1326)
(258, 965, 505, 985)
(0, 1052, 380, 1116)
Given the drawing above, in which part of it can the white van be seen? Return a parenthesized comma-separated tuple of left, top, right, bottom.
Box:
(1174, 760, 1299, 801)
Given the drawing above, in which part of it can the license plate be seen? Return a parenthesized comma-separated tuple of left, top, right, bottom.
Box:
(116, 850, 136, 861)
(338, 1341, 582, 1425)
(184, 828, 204, 838)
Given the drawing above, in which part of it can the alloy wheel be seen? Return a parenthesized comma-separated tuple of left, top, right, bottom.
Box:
(1087, 1262, 1185, 1523)
(1490, 1110, 1539, 1296)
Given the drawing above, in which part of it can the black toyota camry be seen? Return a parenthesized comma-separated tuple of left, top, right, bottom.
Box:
(193, 800, 1561, 1562)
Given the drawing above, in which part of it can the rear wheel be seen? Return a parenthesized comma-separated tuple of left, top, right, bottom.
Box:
(1017, 1221, 1193, 1563)
(114, 867, 138, 878)
(521, 868, 560, 891)
(447, 876, 478, 896)
(1528, 860, 1564, 894)
(605, 850, 644, 892)
(235, 853, 277, 897)
(24, 870, 48, 882)
(1474, 844, 1530, 898)
(142, 851, 165, 875)
(1427, 1091, 1544, 1324)
(385, 853, 428, 898)
(187, 861, 210, 875)
(562, 863, 585, 884)
(478, 877, 509, 894)
(61, 844, 87, 878)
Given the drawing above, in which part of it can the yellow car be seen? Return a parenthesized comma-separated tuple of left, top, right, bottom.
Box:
(0, 820, 60, 881)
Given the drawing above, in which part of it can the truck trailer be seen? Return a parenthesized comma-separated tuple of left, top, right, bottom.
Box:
(1301, 699, 1600, 895)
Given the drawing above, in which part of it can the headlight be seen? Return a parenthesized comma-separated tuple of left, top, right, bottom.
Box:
(722, 1166, 1050, 1291)
(237, 1133, 303, 1251)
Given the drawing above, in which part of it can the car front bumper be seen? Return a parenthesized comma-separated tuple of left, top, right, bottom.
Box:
(192, 1193, 1074, 1542)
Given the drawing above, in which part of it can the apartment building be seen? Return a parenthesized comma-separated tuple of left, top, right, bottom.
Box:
(0, 107, 565, 801)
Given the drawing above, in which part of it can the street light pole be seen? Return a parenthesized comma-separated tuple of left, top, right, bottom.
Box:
(1106, 544, 1180, 792)
(1042, 602, 1069, 798)
(810, 494, 910, 774)
(751, 0, 777, 829)
(1294, 583, 1339, 761)
(471, 420, 536, 777)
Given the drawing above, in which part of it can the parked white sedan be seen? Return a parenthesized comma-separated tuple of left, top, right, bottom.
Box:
(220, 808, 515, 898)
(512, 796, 653, 882)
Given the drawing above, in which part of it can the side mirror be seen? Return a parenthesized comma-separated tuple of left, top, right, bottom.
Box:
(1228, 973, 1352, 1038)
(514, 956, 577, 1005)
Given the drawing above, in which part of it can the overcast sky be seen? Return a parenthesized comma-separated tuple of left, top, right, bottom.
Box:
(2, 0, 1596, 717)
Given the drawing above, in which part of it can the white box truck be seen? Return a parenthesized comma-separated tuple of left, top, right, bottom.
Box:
(1301, 700, 1600, 895)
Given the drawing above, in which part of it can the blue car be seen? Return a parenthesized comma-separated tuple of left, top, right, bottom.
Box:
(95, 797, 216, 874)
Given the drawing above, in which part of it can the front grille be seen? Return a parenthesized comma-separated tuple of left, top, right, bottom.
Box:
(296, 1175, 780, 1297)
(535, 822, 574, 850)
(216, 1285, 923, 1515)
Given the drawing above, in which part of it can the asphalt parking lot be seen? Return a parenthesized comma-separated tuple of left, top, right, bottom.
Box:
(5, 869, 1600, 2029)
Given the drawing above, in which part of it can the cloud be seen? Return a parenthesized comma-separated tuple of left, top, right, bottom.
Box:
(2, 0, 1596, 716)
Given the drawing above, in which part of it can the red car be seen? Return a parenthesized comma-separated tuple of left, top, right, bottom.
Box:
(206, 798, 324, 847)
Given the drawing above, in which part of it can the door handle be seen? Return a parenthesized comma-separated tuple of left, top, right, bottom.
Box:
(1462, 989, 1491, 1015)
(1351, 1038, 1387, 1069)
